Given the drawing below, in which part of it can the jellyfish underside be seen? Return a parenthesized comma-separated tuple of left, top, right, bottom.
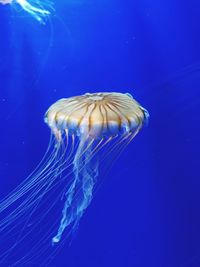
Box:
(0, 92, 148, 266)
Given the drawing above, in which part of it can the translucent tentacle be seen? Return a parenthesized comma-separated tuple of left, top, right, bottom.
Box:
(52, 136, 99, 244)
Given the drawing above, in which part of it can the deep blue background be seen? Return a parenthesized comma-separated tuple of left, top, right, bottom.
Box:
(0, 0, 200, 266)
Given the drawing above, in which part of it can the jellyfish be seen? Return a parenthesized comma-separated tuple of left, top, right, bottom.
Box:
(0, 0, 53, 23)
(0, 92, 149, 266)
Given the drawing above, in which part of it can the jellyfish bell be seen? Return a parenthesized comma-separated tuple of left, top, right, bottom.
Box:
(45, 92, 149, 140)
(0, 92, 148, 266)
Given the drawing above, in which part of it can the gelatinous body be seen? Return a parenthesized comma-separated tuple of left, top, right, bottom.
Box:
(0, 92, 149, 266)
(45, 92, 149, 244)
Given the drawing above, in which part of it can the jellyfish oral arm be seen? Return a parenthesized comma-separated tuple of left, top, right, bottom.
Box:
(0, 0, 53, 23)
(16, 0, 51, 22)
(17, 0, 50, 14)
(52, 136, 99, 244)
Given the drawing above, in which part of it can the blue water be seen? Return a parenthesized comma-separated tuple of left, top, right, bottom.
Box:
(0, 1, 200, 266)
